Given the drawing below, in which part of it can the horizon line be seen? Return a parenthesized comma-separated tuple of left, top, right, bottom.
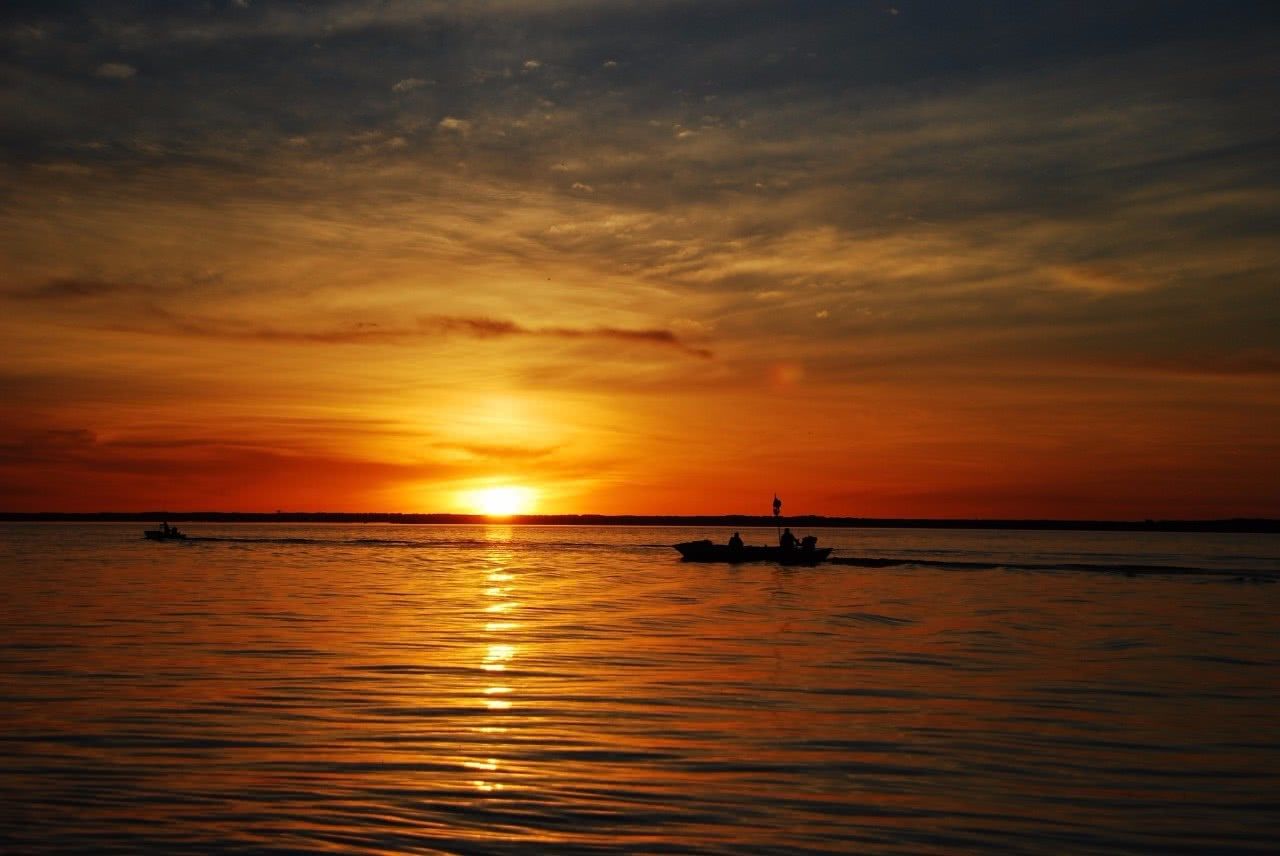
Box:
(2, 511, 1276, 533)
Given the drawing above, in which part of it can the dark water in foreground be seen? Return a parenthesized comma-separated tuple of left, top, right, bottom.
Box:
(1, 523, 1278, 854)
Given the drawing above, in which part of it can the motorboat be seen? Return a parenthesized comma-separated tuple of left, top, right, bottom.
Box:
(674, 539, 832, 566)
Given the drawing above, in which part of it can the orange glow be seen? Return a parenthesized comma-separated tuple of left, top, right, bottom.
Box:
(464, 486, 539, 517)
(2, 7, 1277, 522)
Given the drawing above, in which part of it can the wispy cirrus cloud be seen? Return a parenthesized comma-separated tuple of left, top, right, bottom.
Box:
(94, 62, 136, 79)
(426, 316, 712, 357)
(391, 77, 428, 93)
(435, 441, 558, 460)
(73, 306, 715, 358)
(2, 0, 1278, 515)
(0, 426, 446, 510)
(9, 277, 135, 300)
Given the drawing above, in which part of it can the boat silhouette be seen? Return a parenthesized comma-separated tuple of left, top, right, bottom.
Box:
(674, 539, 832, 566)
(143, 523, 187, 541)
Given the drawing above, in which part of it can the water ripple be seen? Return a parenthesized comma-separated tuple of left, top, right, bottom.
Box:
(1, 522, 1278, 854)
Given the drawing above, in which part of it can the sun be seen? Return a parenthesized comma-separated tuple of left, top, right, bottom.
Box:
(467, 486, 537, 517)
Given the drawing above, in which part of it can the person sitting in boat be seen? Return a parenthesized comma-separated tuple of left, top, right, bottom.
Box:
(728, 532, 744, 550)
(161, 521, 170, 534)
(779, 527, 797, 551)
(801, 535, 818, 553)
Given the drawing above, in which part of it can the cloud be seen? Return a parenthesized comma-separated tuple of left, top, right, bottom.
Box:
(429, 316, 714, 358)
(94, 62, 136, 79)
(10, 278, 132, 300)
(436, 441, 558, 460)
(0, 428, 98, 464)
(391, 77, 428, 93)
(1100, 348, 1280, 378)
(0, 426, 454, 511)
(1047, 264, 1154, 295)
(437, 116, 471, 134)
(1205, 349, 1280, 375)
(98, 309, 714, 358)
(424, 316, 520, 338)
(541, 325, 712, 358)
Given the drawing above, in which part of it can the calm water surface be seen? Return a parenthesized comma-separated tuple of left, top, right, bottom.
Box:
(1, 523, 1278, 854)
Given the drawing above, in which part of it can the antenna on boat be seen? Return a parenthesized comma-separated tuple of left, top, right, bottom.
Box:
(773, 492, 782, 541)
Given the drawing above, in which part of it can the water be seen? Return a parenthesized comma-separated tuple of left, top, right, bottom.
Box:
(1, 523, 1278, 854)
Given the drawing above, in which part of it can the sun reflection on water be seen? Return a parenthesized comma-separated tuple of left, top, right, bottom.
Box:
(468, 532, 524, 794)
(486, 644, 517, 662)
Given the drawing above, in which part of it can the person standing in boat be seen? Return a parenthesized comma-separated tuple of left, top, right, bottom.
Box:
(728, 532, 744, 550)
(779, 527, 797, 551)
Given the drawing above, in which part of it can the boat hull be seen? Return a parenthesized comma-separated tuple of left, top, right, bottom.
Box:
(144, 530, 187, 541)
(674, 540, 832, 566)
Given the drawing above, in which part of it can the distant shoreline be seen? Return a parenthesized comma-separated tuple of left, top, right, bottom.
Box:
(1, 512, 1276, 533)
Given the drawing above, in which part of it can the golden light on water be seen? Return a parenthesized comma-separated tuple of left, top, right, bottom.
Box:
(469, 548, 521, 792)
(486, 644, 517, 662)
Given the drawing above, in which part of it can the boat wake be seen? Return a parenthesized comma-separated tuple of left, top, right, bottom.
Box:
(156, 536, 1277, 578)
(178, 535, 648, 551)
(828, 556, 1278, 578)
(185, 536, 421, 546)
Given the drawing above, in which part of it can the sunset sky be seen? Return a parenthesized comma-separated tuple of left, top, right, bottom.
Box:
(2, 1, 1278, 517)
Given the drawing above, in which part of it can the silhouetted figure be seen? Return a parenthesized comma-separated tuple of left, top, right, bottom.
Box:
(161, 522, 170, 534)
(801, 535, 817, 553)
(779, 527, 797, 551)
(728, 532, 744, 550)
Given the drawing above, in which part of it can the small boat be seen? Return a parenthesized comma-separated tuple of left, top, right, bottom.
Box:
(674, 539, 832, 566)
(143, 526, 187, 541)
